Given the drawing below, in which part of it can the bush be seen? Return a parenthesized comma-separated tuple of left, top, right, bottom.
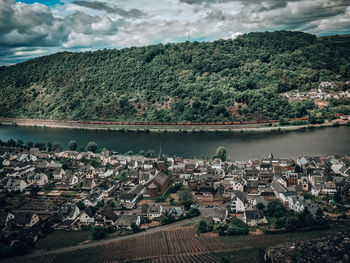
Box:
(92, 226, 106, 240)
(196, 220, 212, 235)
(85, 141, 98, 152)
(226, 218, 249, 235)
(131, 223, 141, 233)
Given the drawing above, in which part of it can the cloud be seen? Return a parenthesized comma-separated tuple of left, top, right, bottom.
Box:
(0, 0, 350, 64)
(73, 1, 145, 18)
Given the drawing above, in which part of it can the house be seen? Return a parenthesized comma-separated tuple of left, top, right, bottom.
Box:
(270, 181, 286, 197)
(286, 172, 299, 186)
(84, 190, 104, 207)
(243, 210, 268, 226)
(53, 168, 65, 179)
(59, 202, 80, 221)
(279, 191, 297, 204)
(99, 180, 116, 196)
(311, 185, 321, 197)
(100, 207, 118, 226)
(0, 212, 14, 227)
(146, 171, 170, 197)
(141, 203, 163, 218)
(98, 169, 114, 179)
(11, 212, 40, 227)
(168, 207, 184, 218)
(33, 173, 48, 186)
(139, 171, 153, 185)
(230, 177, 245, 192)
(119, 184, 145, 209)
(322, 181, 337, 195)
(246, 181, 259, 195)
(252, 196, 269, 208)
(115, 215, 140, 229)
(212, 208, 228, 224)
(230, 191, 247, 212)
(62, 173, 79, 186)
(81, 178, 96, 190)
(6, 178, 28, 192)
(79, 208, 95, 224)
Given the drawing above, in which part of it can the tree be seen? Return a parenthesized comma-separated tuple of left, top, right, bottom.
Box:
(334, 190, 342, 203)
(49, 213, 62, 224)
(131, 223, 140, 233)
(26, 140, 33, 148)
(52, 141, 62, 151)
(16, 139, 24, 146)
(266, 200, 286, 218)
(275, 217, 286, 229)
(30, 186, 40, 196)
(214, 146, 227, 161)
(178, 187, 193, 210)
(227, 217, 249, 235)
(297, 207, 315, 228)
(92, 226, 106, 240)
(256, 203, 265, 211)
(196, 220, 212, 235)
(85, 141, 98, 152)
(47, 142, 52, 152)
(145, 149, 155, 157)
(68, 140, 78, 151)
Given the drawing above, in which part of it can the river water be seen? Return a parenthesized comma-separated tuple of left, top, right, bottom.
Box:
(0, 125, 349, 160)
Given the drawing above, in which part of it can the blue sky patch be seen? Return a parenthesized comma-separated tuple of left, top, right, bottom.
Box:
(16, 0, 62, 7)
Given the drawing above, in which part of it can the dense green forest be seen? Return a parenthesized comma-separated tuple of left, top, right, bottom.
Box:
(0, 31, 349, 122)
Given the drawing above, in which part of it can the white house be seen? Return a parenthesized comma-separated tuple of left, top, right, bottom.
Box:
(33, 173, 48, 186)
(59, 202, 80, 221)
(62, 174, 79, 186)
(83, 190, 104, 207)
(79, 208, 95, 224)
(6, 178, 28, 192)
(243, 210, 268, 226)
(141, 203, 163, 218)
(212, 207, 228, 224)
(230, 191, 247, 212)
(115, 215, 140, 229)
(53, 168, 65, 180)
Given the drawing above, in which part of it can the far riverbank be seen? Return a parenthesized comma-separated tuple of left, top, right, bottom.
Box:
(0, 117, 348, 133)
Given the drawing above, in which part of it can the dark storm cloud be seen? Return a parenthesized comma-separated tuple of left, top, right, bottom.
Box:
(73, 1, 145, 18)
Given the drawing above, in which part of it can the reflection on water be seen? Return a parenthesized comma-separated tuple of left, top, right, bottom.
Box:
(0, 126, 349, 160)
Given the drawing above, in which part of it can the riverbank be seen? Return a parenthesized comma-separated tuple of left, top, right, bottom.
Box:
(0, 117, 348, 133)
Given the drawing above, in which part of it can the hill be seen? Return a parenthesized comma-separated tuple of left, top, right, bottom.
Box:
(0, 31, 349, 122)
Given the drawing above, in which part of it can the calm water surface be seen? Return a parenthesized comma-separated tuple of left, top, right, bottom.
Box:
(0, 126, 349, 160)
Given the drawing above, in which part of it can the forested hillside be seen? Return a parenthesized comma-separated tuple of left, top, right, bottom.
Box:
(0, 31, 349, 122)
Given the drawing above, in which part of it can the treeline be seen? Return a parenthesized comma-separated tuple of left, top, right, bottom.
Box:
(0, 31, 349, 122)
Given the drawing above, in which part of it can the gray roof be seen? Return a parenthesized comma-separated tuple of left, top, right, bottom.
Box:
(116, 214, 138, 227)
(213, 208, 227, 220)
(245, 210, 264, 221)
(232, 191, 246, 203)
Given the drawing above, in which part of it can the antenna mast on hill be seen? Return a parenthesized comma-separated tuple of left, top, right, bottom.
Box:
(187, 28, 191, 41)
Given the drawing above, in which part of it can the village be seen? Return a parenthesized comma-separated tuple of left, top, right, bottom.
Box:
(281, 81, 350, 101)
(0, 143, 350, 257)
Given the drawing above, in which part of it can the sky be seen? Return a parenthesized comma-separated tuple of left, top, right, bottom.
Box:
(0, 0, 350, 65)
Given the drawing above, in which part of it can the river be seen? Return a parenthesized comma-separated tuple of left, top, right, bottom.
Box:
(0, 125, 349, 160)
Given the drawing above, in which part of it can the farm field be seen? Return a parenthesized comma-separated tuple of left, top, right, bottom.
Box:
(35, 231, 91, 251)
(3, 226, 350, 263)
